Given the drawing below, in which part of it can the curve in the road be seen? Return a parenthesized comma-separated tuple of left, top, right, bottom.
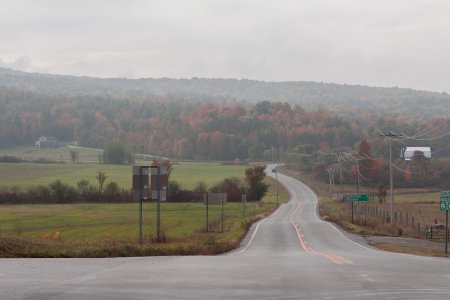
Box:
(2, 164, 450, 299)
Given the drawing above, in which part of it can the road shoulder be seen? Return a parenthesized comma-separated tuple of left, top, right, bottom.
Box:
(328, 221, 448, 257)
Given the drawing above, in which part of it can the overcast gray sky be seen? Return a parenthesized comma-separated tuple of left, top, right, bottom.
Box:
(0, 0, 449, 92)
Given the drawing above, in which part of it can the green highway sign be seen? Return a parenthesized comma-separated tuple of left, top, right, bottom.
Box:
(440, 191, 450, 211)
(440, 201, 450, 211)
(348, 194, 369, 202)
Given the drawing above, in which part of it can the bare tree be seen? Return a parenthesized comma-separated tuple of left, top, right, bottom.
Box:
(96, 171, 107, 193)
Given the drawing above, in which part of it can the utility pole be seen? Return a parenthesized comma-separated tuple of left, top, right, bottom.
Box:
(356, 159, 360, 194)
(271, 146, 274, 163)
(381, 131, 400, 224)
(339, 161, 343, 219)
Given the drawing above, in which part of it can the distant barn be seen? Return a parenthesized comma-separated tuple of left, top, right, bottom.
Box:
(35, 136, 58, 148)
(402, 147, 431, 161)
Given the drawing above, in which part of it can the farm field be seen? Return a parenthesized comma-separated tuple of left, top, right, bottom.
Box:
(0, 202, 259, 241)
(0, 179, 288, 257)
(0, 145, 102, 163)
(0, 161, 247, 191)
(0, 146, 279, 256)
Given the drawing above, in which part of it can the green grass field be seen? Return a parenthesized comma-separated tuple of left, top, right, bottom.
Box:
(0, 146, 286, 257)
(0, 161, 246, 191)
(0, 183, 284, 241)
(0, 179, 288, 257)
(0, 202, 245, 240)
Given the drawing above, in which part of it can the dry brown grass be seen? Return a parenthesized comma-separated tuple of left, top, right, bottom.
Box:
(370, 242, 446, 257)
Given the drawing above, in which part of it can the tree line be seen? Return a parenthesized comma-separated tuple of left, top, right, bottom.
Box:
(0, 165, 268, 204)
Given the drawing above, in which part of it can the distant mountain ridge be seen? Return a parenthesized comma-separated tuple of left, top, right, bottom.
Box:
(0, 67, 449, 117)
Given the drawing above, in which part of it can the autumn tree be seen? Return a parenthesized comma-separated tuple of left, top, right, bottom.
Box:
(152, 159, 174, 179)
(245, 165, 268, 201)
(210, 177, 246, 201)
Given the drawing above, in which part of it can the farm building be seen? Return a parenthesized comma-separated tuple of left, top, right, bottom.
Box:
(35, 136, 58, 148)
(402, 147, 431, 161)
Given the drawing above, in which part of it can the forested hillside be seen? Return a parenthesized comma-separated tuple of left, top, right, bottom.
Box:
(1, 85, 450, 162)
(1, 68, 450, 163)
(1, 67, 449, 118)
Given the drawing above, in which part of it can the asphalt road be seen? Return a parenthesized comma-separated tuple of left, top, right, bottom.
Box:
(1, 165, 450, 299)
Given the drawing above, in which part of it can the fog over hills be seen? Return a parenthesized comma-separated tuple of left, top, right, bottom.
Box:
(1, 67, 449, 118)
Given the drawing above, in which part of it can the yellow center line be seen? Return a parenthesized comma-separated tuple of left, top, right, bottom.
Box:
(290, 202, 353, 265)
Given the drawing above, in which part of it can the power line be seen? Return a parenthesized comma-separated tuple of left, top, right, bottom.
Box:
(432, 145, 450, 155)
(400, 119, 449, 139)
(403, 130, 450, 141)
(380, 131, 399, 224)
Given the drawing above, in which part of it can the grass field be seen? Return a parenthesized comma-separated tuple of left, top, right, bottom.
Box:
(0, 145, 102, 163)
(393, 192, 440, 203)
(0, 161, 247, 191)
(0, 145, 285, 257)
(0, 202, 251, 240)
(0, 184, 284, 241)
(0, 178, 288, 257)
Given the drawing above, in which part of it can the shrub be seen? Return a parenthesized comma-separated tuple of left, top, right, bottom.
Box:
(49, 180, 77, 203)
(210, 177, 246, 202)
(27, 185, 51, 203)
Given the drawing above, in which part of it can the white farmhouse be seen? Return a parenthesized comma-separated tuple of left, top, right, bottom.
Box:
(402, 147, 431, 161)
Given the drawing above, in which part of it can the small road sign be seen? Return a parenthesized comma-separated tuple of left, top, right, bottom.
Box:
(348, 194, 369, 201)
(440, 201, 450, 211)
(440, 191, 450, 255)
(440, 191, 450, 211)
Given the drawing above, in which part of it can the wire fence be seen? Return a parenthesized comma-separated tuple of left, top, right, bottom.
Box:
(320, 194, 448, 242)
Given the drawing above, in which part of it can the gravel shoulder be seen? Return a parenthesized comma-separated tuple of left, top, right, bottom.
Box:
(335, 222, 447, 256)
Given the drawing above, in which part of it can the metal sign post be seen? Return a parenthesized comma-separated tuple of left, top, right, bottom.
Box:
(203, 193, 227, 232)
(351, 201, 354, 224)
(447, 211, 449, 256)
(348, 194, 369, 224)
(440, 191, 450, 256)
(151, 165, 168, 242)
